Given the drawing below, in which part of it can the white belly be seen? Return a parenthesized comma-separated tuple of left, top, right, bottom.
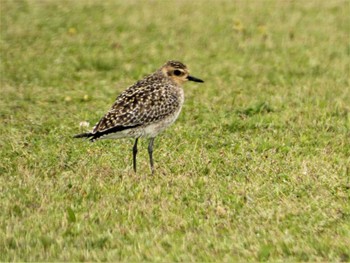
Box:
(98, 105, 183, 140)
(143, 106, 183, 138)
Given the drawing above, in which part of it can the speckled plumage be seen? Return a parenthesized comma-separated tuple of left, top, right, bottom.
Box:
(91, 70, 183, 140)
(74, 60, 204, 173)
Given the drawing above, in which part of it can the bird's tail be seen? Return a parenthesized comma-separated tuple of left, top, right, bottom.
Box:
(73, 132, 93, 139)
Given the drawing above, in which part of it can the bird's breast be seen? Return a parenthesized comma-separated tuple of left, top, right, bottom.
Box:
(142, 105, 183, 138)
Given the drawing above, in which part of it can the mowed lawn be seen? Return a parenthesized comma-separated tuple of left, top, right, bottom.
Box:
(1, 0, 349, 261)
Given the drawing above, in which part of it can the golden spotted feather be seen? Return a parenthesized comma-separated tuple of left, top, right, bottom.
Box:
(89, 71, 182, 141)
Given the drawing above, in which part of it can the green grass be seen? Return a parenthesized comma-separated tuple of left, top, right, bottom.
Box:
(1, 0, 349, 261)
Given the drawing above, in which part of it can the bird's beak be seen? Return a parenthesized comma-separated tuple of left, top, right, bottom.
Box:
(187, 75, 204, 83)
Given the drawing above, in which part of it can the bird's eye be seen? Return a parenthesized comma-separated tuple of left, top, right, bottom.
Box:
(174, 70, 182, 76)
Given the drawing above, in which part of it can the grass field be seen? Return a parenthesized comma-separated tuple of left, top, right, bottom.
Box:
(1, 0, 350, 261)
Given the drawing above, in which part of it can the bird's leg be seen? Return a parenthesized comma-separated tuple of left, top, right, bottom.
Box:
(148, 138, 155, 175)
(133, 138, 138, 173)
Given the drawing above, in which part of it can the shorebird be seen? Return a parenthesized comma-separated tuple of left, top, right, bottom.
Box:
(74, 60, 204, 174)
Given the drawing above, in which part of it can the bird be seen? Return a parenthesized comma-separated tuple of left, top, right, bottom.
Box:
(74, 60, 204, 174)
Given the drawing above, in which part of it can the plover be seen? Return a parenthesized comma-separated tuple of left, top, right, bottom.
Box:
(74, 60, 204, 174)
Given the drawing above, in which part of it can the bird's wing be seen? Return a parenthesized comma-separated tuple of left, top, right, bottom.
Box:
(92, 81, 180, 134)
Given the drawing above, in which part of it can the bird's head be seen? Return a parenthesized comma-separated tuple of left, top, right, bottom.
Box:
(161, 60, 204, 86)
